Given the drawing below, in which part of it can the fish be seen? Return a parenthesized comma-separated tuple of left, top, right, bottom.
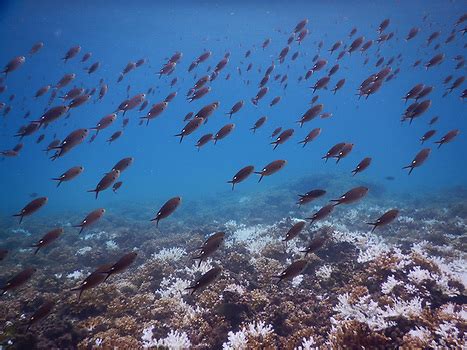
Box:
(141, 102, 168, 125)
(102, 252, 138, 282)
(1, 268, 36, 297)
(251, 87, 268, 105)
(334, 143, 354, 164)
(2, 56, 26, 76)
(255, 160, 287, 182)
(226, 100, 244, 118)
(193, 232, 225, 266)
(196, 133, 214, 151)
(185, 267, 221, 295)
(214, 124, 235, 144)
(55, 73, 76, 89)
(91, 113, 117, 134)
(348, 36, 364, 54)
(88, 170, 120, 199)
(73, 208, 106, 234)
(86, 61, 100, 74)
(271, 129, 294, 150)
(50, 129, 89, 160)
(26, 301, 54, 331)
(62, 45, 81, 62)
(322, 142, 345, 162)
(81, 52, 92, 62)
(402, 148, 431, 175)
(195, 101, 219, 123)
(34, 85, 51, 98)
(111, 157, 134, 173)
(306, 204, 334, 225)
(298, 128, 321, 147)
(71, 264, 112, 300)
(273, 259, 307, 284)
(328, 41, 342, 54)
(330, 186, 369, 206)
(150, 197, 181, 227)
(297, 104, 324, 127)
(420, 130, 437, 144)
(32, 228, 64, 255)
(311, 76, 330, 93)
(188, 86, 211, 102)
(29, 42, 44, 56)
(434, 130, 460, 148)
(68, 94, 91, 109)
(367, 209, 399, 232)
(35, 105, 70, 127)
(164, 91, 177, 103)
(406, 27, 420, 40)
(107, 130, 123, 144)
(297, 189, 326, 206)
(110, 180, 122, 193)
(270, 96, 281, 107)
(425, 53, 445, 69)
(13, 197, 48, 224)
(51, 166, 84, 187)
(300, 235, 327, 256)
(175, 117, 204, 143)
(351, 157, 372, 176)
(250, 116, 267, 133)
(283, 221, 306, 244)
(227, 165, 255, 190)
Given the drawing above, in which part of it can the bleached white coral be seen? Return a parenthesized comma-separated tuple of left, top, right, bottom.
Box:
(222, 321, 274, 349)
(224, 283, 246, 295)
(222, 329, 248, 350)
(384, 296, 426, 318)
(332, 293, 395, 331)
(152, 247, 186, 262)
(439, 303, 467, 321)
(315, 265, 333, 280)
(291, 275, 304, 287)
(184, 259, 213, 278)
(105, 240, 118, 250)
(155, 275, 205, 325)
(408, 266, 432, 284)
(381, 275, 401, 294)
(246, 321, 273, 338)
(66, 270, 86, 280)
(142, 327, 191, 350)
(434, 321, 461, 347)
(156, 276, 190, 298)
(330, 228, 390, 263)
(76, 246, 92, 255)
(161, 330, 191, 350)
(225, 221, 277, 256)
(407, 326, 431, 343)
(294, 336, 319, 350)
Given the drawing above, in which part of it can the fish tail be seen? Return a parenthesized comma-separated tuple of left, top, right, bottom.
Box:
(13, 213, 23, 224)
(256, 174, 264, 182)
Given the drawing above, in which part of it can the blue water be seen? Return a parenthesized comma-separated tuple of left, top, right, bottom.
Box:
(0, 0, 466, 219)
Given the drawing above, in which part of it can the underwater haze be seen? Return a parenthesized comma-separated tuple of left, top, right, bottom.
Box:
(0, 0, 466, 349)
